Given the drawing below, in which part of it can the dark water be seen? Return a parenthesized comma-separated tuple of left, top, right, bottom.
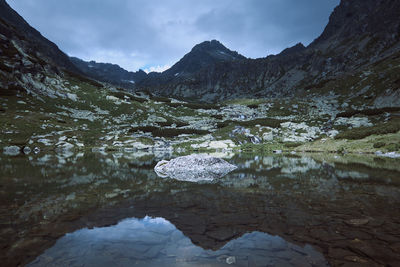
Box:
(1, 150, 400, 266)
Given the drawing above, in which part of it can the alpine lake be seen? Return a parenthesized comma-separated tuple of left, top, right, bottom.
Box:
(1, 150, 400, 266)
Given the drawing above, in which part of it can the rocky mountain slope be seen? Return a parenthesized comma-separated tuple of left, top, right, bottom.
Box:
(140, 40, 245, 97)
(70, 57, 147, 89)
(137, 0, 400, 103)
(0, 0, 78, 72)
(1, 0, 400, 156)
(0, 0, 88, 98)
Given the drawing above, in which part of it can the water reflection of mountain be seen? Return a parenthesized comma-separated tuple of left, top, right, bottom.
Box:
(1, 152, 400, 266)
(30, 217, 328, 267)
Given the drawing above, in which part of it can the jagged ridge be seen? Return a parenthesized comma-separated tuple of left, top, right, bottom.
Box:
(137, 0, 400, 103)
(70, 57, 147, 89)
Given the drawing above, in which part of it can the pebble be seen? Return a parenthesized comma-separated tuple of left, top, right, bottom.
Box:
(226, 256, 236, 265)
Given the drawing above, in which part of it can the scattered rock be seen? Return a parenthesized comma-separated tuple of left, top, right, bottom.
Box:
(55, 142, 74, 151)
(22, 146, 31, 154)
(65, 193, 76, 201)
(334, 117, 373, 128)
(226, 256, 236, 265)
(37, 139, 52, 146)
(105, 192, 119, 199)
(263, 131, 274, 142)
(66, 93, 78, 101)
(3, 146, 20, 156)
(209, 140, 231, 149)
(248, 135, 261, 144)
(232, 126, 250, 136)
(375, 151, 400, 158)
(191, 140, 236, 150)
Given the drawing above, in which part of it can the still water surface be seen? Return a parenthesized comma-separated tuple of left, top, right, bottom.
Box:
(1, 151, 400, 266)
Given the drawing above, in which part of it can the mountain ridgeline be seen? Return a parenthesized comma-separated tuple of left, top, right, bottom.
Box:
(69, 57, 147, 89)
(136, 0, 400, 103)
(1, 0, 400, 104)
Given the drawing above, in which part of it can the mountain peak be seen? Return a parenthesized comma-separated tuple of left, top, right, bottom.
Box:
(189, 40, 244, 59)
(138, 39, 246, 89)
(191, 40, 225, 51)
(160, 40, 245, 76)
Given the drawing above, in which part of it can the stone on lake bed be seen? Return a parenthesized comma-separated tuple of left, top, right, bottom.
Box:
(345, 218, 370, 226)
(226, 256, 236, 265)
(3, 146, 20, 156)
(154, 154, 237, 182)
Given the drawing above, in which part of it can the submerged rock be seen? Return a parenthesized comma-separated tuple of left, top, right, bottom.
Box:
(226, 256, 236, 265)
(3, 146, 20, 156)
(22, 146, 31, 154)
(154, 154, 237, 182)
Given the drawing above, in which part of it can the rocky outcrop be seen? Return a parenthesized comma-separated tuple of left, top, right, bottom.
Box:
(154, 154, 237, 182)
(0, 0, 79, 72)
(0, 0, 88, 98)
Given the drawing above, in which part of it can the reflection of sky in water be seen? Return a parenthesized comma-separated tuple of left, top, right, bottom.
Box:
(29, 216, 328, 267)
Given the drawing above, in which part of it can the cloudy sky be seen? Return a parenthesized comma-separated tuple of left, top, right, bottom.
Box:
(8, 0, 339, 72)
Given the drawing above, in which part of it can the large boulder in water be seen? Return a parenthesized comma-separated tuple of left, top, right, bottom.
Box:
(154, 154, 237, 182)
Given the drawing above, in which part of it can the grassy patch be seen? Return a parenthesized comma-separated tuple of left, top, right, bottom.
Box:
(247, 104, 259, 109)
(284, 142, 303, 148)
(386, 143, 400, 152)
(157, 121, 173, 127)
(223, 98, 265, 106)
(129, 126, 158, 134)
(150, 95, 172, 103)
(373, 142, 386, 148)
(109, 91, 148, 103)
(64, 70, 103, 88)
(152, 128, 210, 137)
(157, 119, 189, 128)
(295, 128, 308, 134)
(336, 107, 400, 118)
(137, 137, 155, 145)
(211, 114, 224, 120)
(297, 131, 400, 154)
(217, 118, 283, 129)
(166, 102, 220, 110)
(335, 118, 400, 140)
(129, 126, 209, 137)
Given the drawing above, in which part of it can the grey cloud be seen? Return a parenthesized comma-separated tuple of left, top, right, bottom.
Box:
(7, 0, 339, 71)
